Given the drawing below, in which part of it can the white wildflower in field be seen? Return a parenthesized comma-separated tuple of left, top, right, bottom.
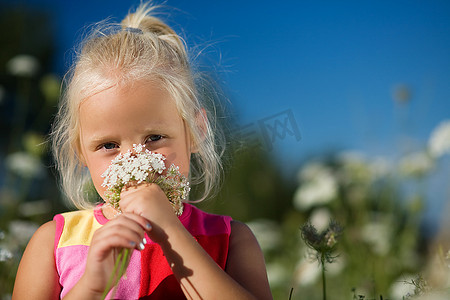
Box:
(265, 262, 288, 287)
(19, 199, 51, 217)
(428, 120, 450, 158)
(9, 220, 39, 246)
(414, 292, 450, 300)
(337, 151, 373, 184)
(399, 152, 434, 177)
(293, 163, 337, 211)
(326, 254, 345, 276)
(361, 220, 392, 256)
(309, 208, 331, 232)
(368, 156, 391, 179)
(296, 162, 329, 182)
(6, 54, 40, 77)
(389, 275, 417, 299)
(246, 219, 281, 252)
(0, 248, 13, 262)
(293, 256, 321, 286)
(5, 152, 45, 179)
(337, 151, 366, 164)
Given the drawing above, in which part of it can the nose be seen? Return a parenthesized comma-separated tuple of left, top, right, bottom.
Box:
(120, 142, 147, 155)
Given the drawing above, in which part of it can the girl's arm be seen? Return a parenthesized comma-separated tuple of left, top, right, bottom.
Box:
(120, 183, 273, 300)
(12, 220, 61, 300)
(154, 219, 273, 300)
(226, 221, 273, 299)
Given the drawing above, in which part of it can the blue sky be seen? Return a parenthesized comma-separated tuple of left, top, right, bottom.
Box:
(6, 1, 450, 227)
(6, 0, 450, 178)
(13, 0, 449, 170)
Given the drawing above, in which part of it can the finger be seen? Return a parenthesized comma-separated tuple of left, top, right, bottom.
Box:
(94, 224, 142, 246)
(93, 217, 147, 248)
(107, 214, 147, 236)
(120, 213, 152, 232)
(90, 233, 140, 262)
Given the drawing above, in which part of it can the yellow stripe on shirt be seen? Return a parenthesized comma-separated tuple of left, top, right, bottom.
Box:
(58, 209, 102, 248)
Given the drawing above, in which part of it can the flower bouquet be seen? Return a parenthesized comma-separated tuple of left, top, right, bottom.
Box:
(100, 144, 190, 298)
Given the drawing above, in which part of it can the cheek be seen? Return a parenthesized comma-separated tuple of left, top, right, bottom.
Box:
(87, 161, 110, 198)
(165, 155, 191, 178)
(159, 148, 191, 178)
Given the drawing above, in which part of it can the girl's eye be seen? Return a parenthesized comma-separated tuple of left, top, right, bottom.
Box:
(101, 143, 118, 150)
(147, 135, 162, 142)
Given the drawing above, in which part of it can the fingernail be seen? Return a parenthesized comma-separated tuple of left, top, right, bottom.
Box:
(142, 237, 147, 245)
(129, 241, 136, 247)
(139, 242, 145, 250)
(146, 223, 152, 230)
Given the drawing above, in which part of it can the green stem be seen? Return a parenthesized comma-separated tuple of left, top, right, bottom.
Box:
(102, 248, 130, 300)
(321, 253, 327, 300)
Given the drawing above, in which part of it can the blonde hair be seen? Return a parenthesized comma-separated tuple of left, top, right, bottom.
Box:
(51, 2, 225, 209)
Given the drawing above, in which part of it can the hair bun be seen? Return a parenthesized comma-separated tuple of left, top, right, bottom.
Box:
(136, 16, 176, 37)
(121, 4, 175, 36)
(120, 3, 185, 54)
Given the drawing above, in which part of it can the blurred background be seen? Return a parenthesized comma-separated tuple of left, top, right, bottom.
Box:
(1, 0, 449, 299)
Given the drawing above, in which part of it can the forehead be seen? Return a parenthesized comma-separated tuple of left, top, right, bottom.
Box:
(78, 81, 183, 132)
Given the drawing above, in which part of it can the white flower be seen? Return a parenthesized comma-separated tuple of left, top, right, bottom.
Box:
(399, 152, 434, 177)
(5, 152, 45, 179)
(428, 120, 450, 158)
(309, 208, 331, 232)
(6, 54, 40, 77)
(389, 275, 417, 299)
(337, 151, 373, 184)
(327, 255, 345, 276)
(293, 163, 337, 211)
(133, 143, 144, 153)
(296, 162, 328, 182)
(266, 262, 288, 287)
(369, 156, 391, 179)
(337, 151, 366, 164)
(246, 219, 281, 252)
(9, 220, 39, 245)
(0, 247, 13, 262)
(361, 220, 392, 256)
(19, 199, 51, 217)
(101, 144, 189, 215)
(293, 257, 321, 286)
(413, 292, 450, 300)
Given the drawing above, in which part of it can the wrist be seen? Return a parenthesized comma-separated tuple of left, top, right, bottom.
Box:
(63, 275, 105, 300)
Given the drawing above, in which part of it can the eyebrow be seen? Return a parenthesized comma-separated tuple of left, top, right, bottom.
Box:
(83, 125, 172, 148)
(83, 135, 113, 150)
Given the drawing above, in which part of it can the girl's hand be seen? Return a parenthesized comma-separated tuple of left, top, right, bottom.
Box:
(76, 213, 150, 297)
(119, 183, 181, 242)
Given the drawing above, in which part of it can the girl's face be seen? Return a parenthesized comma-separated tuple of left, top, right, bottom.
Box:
(78, 80, 193, 201)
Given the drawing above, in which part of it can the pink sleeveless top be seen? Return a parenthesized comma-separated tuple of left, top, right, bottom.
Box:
(54, 204, 232, 299)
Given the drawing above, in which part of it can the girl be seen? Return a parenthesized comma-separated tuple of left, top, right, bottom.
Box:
(12, 3, 272, 300)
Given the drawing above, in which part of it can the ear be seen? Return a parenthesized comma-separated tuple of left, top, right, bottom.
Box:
(190, 108, 208, 154)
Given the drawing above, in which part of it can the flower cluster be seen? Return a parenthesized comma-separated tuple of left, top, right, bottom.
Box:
(101, 144, 190, 216)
